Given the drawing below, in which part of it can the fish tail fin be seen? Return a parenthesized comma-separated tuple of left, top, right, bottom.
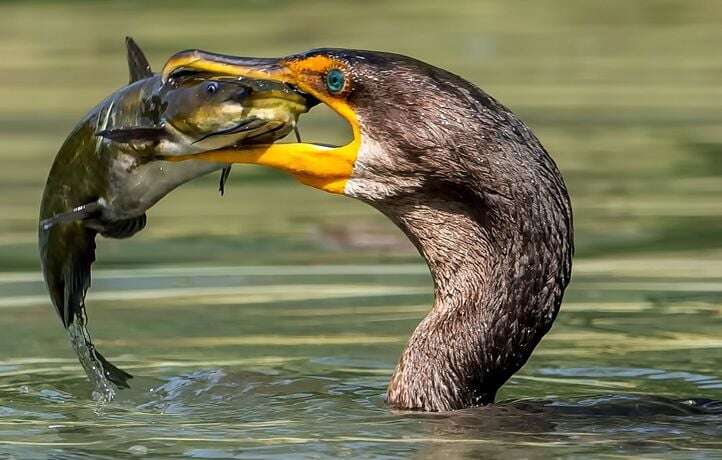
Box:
(67, 319, 134, 396)
(94, 349, 133, 388)
(40, 221, 133, 394)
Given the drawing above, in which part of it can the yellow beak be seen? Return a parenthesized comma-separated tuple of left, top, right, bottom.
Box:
(161, 50, 360, 195)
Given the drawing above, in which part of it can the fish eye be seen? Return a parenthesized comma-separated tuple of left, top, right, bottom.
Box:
(325, 69, 345, 94)
(205, 81, 219, 95)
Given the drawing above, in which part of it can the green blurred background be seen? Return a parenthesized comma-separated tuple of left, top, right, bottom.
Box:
(1, 1, 721, 457)
(2, 0, 721, 271)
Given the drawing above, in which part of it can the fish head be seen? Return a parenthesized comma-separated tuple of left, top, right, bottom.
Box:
(160, 73, 316, 152)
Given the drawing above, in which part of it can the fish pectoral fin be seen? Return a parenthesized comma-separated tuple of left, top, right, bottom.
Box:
(125, 36, 153, 83)
(219, 166, 232, 196)
(100, 213, 147, 239)
(40, 201, 101, 231)
(96, 127, 168, 144)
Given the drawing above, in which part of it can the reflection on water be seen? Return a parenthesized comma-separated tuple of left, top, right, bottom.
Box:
(2, 365, 722, 458)
(1, 264, 721, 457)
(1, 0, 721, 458)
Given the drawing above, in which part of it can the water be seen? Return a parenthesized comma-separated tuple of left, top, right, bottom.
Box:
(1, 1, 722, 458)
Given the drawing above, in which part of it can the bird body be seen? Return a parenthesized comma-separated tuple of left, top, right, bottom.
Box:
(163, 48, 574, 411)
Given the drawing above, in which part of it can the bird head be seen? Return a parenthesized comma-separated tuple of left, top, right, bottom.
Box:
(160, 48, 492, 201)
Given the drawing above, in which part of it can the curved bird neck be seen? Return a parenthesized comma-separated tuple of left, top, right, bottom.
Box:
(382, 182, 570, 412)
(342, 59, 573, 411)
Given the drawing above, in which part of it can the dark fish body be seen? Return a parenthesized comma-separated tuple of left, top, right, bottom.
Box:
(38, 39, 309, 399)
(40, 75, 225, 226)
(38, 67, 223, 398)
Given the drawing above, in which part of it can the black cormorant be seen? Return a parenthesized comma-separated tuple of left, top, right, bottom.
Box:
(161, 48, 574, 412)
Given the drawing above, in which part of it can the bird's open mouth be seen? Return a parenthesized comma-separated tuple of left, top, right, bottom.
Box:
(160, 50, 361, 195)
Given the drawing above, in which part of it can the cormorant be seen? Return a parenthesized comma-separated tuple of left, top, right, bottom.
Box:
(161, 48, 574, 412)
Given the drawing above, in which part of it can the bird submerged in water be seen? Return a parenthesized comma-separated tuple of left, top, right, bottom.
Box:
(39, 38, 311, 399)
(161, 48, 574, 412)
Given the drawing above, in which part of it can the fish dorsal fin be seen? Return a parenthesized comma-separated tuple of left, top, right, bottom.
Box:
(125, 36, 153, 83)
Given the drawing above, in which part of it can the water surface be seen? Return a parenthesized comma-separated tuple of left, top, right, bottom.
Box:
(1, 1, 721, 458)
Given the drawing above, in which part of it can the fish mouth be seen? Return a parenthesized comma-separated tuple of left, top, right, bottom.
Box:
(192, 117, 289, 146)
(171, 75, 320, 149)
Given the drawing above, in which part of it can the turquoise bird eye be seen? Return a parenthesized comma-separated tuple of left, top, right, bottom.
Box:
(325, 69, 345, 93)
